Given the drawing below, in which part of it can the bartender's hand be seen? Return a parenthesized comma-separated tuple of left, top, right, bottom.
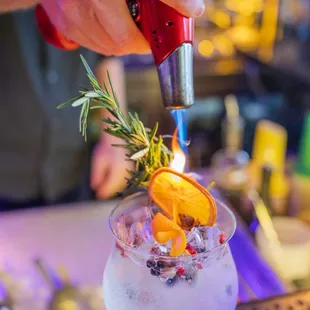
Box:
(91, 137, 132, 199)
(40, 0, 205, 56)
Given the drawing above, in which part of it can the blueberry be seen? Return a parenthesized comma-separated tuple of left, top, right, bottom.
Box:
(185, 276, 193, 283)
(146, 259, 156, 268)
(150, 268, 160, 277)
(156, 260, 165, 269)
(166, 277, 177, 287)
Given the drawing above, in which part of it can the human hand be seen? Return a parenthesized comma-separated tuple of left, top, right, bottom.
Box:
(40, 0, 205, 56)
(91, 137, 133, 199)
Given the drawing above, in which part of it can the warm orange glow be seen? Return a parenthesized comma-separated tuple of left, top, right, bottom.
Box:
(214, 59, 243, 75)
(170, 128, 186, 174)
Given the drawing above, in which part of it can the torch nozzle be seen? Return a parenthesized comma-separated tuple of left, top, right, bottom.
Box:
(157, 43, 194, 110)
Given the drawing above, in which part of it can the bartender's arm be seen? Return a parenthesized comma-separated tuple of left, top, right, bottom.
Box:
(0, 0, 205, 55)
(91, 57, 131, 199)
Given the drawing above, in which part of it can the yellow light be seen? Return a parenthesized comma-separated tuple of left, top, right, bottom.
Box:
(212, 35, 235, 56)
(198, 40, 214, 57)
(258, 0, 279, 60)
(225, 0, 263, 14)
(213, 10, 231, 29)
(228, 25, 260, 51)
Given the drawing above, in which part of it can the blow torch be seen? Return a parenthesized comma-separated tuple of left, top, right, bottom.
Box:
(35, 0, 195, 110)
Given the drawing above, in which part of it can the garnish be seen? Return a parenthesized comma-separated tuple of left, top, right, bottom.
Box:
(57, 55, 220, 259)
(148, 167, 217, 230)
(152, 212, 187, 257)
(57, 55, 172, 196)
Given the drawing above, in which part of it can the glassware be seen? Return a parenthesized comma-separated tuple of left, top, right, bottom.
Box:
(103, 194, 238, 310)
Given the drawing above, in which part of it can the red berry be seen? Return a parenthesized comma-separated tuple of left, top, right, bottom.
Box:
(189, 249, 197, 255)
(196, 263, 203, 270)
(177, 267, 185, 275)
(121, 250, 125, 257)
(186, 244, 193, 251)
(219, 233, 226, 244)
(186, 244, 197, 255)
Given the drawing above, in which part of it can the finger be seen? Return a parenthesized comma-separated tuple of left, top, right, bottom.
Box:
(95, 169, 117, 199)
(91, 155, 109, 190)
(64, 0, 119, 55)
(160, 0, 205, 17)
(56, 0, 116, 55)
(92, 0, 150, 55)
(42, 0, 104, 54)
(96, 166, 127, 199)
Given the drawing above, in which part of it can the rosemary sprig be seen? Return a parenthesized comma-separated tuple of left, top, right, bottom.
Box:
(57, 55, 173, 196)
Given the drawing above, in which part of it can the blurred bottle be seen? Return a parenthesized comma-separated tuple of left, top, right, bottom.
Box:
(247, 120, 289, 216)
(211, 95, 251, 222)
(260, 165, 273, 215)
(290, 112, 310, 224)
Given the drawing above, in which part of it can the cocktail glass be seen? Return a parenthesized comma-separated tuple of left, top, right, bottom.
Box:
(103, 193, 238, 310)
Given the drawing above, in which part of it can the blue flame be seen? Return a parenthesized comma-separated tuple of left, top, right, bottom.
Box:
(170, 109, 189, 156)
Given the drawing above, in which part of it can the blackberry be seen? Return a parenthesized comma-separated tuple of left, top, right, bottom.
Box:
(156, 260, 166, 269)
(146, 259, 156, 268)
(185, 276, 193, 283)
(166, 277, 177, 287)
(150, 267, 161, 277)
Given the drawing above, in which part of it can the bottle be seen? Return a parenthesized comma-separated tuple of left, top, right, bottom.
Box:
(211, 95, 251, 222)
(247, 120, 289, 216)
(260, 165, 273, 216)
(290, 112, 310, 223)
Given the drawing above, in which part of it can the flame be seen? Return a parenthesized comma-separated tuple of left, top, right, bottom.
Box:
(170, 127, 186, 173)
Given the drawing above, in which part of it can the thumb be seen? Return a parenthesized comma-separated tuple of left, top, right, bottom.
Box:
(160, 0, 205, 17)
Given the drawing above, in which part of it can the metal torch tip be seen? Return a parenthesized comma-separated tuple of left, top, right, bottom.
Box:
(157, 43, 194, 110)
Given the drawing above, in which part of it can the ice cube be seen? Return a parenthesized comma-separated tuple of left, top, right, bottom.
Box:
(118, 213, 134, 228)
(151, 244, 170, 256)
(129, 221, 154, 247)
(117, 207, 155, 247)
(186, 228, 205, 252)
(139, 206, 154, 222)
(159, 268, 177, 281)
(116, 221, 132, 245)
(204, 226, 221, 250)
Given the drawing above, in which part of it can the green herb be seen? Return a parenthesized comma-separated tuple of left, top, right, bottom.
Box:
(57, 55, 173, 196)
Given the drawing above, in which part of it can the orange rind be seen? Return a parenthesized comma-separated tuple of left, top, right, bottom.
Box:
(152, 212, 187, 257)
(148, 167, 217, 229)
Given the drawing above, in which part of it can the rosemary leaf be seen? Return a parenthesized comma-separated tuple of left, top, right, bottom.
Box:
(57, 95, 81, 109)
(72, 97, 88, 107)
(149, 122, 158, 142)
(58, 54, 174, 196)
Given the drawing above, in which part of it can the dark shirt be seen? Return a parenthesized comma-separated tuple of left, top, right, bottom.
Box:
(0, 9, 101, 202)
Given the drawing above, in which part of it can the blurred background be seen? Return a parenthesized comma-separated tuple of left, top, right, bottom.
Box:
(2, 0, 310, 308)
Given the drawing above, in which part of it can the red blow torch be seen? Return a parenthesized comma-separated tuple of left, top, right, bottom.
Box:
(35, 0, 194, 109)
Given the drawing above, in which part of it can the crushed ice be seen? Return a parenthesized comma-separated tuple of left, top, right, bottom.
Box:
(116, 207, 222, 255)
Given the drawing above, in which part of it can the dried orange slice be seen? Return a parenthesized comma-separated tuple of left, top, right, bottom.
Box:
(152, 212, 187, 257)
(149, 167, 217, 228)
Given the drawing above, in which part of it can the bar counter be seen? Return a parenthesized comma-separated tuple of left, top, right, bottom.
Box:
(0, 200, 119, 287)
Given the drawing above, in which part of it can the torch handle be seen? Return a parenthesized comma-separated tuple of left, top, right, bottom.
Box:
(35, 1, 193, 65)
(127, 0, 193, 65)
